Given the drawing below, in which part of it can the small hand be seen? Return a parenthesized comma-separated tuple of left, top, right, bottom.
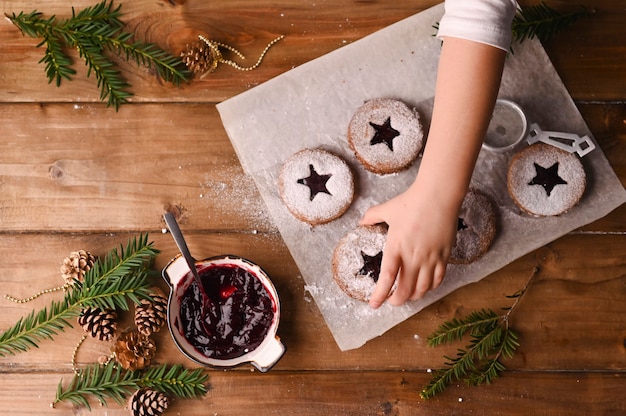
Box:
(360, 187, 457, 309)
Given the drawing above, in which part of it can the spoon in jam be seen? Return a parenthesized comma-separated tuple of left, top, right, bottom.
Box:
(163, 212, 213, 332)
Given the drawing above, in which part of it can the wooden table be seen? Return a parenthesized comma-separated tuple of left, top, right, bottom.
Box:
(0, 1, 624, 414)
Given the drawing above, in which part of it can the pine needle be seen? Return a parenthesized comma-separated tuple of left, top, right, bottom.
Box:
(513, 2, 591, 43)
(0, 234, 159, 357)
(420, 267, 539, 399)
(52, 361, 209, 409)
(5, 0, 192, 110)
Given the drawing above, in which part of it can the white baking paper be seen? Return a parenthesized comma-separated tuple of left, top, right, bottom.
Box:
(217, 3, 626, 351)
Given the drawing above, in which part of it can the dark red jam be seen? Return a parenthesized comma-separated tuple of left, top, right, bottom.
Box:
(369, 117, 400, 151)
(297, 164, 332, 201)
(528, 162, 567, 196)
(177, 263, 275, 360)
(359, 250, 383, 283)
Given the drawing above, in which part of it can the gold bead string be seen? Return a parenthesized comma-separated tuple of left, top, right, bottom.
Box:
(198, 34, 284, 72)
(72, 335, 88, 375)
(71, 334, 114, 375)
(4, 282, 70, 304)
(213, 41, 247, 61)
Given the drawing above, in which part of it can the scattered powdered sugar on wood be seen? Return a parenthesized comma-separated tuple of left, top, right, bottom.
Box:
(200, 166, 276, 231)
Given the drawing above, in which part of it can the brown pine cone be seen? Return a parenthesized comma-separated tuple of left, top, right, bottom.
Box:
(180, 39, 220, 77)
(113, 329, 156, 371)
(128, 388, 169, 416)
(78, 307, 118, 342)
(134, 290, 168, 336)
(60, 250, 96, 284)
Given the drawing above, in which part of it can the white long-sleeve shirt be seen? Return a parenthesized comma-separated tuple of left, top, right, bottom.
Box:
(437, 0, 517, 51)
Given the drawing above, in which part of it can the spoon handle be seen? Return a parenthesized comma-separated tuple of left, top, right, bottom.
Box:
(163, 212, 203, 286)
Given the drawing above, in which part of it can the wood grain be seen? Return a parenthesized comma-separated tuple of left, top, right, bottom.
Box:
(0, 371, 624, 415)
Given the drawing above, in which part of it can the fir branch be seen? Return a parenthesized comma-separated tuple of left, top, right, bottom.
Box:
(139, 364, 210, 399)
(513, 2, 591, 44)
(5, 1, 192, 110)
(53, 361, 209, 410)
(0, 234, 159, 357)
(420, 267, 539, 399)
(0, 299, 77, 357)
(433, 3, 590, 46)
(426, 308, 500, 347)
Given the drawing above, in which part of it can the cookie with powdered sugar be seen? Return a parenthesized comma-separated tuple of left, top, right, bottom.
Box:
(507, 143, 586, 217)
(449, 188, 498, 264)
(347, 98, 424, 175)
(331, 225, 387, 302)
(279, 148, 355, 225)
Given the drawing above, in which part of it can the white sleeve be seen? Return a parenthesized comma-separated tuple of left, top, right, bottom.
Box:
(437, 0, 518, 51)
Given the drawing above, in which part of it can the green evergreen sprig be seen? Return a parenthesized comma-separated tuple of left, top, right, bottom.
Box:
(6, 1, 192, 110)
(512, 2, 590, 43)
(53, 361, 209, 410)
(0, 234, 159, 357)
(433, 2, 590, 45)
(420, 267, 540, 399)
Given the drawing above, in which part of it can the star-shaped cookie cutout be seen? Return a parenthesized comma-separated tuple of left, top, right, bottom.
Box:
(358, 250, 383, 283)
(297, 164, 332, 201)
(369, 117, 399, 151)
(528, 162, 567, 196)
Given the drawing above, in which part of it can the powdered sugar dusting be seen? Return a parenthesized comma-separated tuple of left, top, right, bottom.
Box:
(279, 148, 354, 224)
(508, 143, 586, 216)
(348, 98, 424, 174)
(450, 189, 497, 264)
(201, 166, 275, 231)
(332, 225, 387, 302)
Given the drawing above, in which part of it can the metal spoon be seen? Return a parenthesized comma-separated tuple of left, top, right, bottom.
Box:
(163, 212, 204, 292)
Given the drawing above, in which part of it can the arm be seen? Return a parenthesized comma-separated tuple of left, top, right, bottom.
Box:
(362, 36, 506, 308)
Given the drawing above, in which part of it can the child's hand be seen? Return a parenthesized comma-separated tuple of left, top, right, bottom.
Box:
(359, 36, 507, 309)
(360, 184, 458, 308)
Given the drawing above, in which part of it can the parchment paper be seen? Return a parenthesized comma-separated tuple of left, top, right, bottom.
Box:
(217, 3, 626, 351)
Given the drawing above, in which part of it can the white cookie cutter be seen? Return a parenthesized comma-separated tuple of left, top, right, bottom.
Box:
(525, 123, 596, 157)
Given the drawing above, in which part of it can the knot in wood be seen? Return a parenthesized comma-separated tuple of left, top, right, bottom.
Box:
(48, 161, 65, 181)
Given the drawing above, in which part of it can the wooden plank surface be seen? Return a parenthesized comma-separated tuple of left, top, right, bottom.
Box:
(1, 0, 625, 415)
(1, 371, 625, 415)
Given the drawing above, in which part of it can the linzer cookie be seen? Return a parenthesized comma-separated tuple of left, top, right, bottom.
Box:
(507, 143, 586, 216)
(449, 188, 498, 264)
(331, 225, 387, 302)
(278, 148, 354, 225)
(347, 98, 424, 175)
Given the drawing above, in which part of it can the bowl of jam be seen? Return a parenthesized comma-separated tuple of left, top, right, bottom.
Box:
(162, 254, 285, 372)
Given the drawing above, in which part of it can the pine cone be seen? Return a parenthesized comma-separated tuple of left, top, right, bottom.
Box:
(128, 388, 169, 416)
(135, 290, 168, 336)
(113, 329, 156, 371)
(60, 250, 96, 284)
(180, 39, 220, 77)
(78, 307, 118, 342)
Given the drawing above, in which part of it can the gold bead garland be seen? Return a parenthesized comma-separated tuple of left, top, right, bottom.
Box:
(182, 34, 284, 78)
(3, 283, 70, 304)
(4, 249, 94, 303)
(71, 335, 88, 375)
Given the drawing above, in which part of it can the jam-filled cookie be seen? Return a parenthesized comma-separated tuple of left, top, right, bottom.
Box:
(449, 188, 498, 264)
(347, 98, 424, 175)
(278, 148, 355, 225)
(507, 143, 586, 216)
(331, 224, 387, 302)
